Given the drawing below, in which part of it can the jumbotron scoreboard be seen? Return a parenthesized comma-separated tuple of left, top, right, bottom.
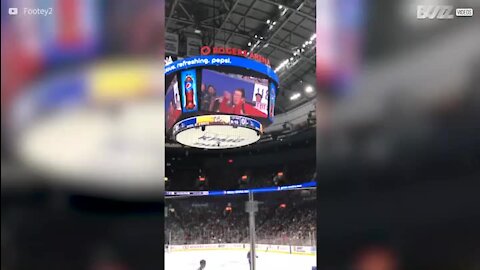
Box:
(165, 46, 279, 149)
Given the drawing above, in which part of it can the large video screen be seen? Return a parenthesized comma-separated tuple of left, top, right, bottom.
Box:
(166, 75, 182, 129)
(200, 69, 269, 118)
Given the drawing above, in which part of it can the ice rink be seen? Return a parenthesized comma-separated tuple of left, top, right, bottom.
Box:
(165, 250, 316, 270)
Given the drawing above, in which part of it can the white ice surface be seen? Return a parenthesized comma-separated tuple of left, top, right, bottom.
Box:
(165, 250, 316, 270)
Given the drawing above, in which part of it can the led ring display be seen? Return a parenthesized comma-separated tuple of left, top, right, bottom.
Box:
(173, 115, 262, 149)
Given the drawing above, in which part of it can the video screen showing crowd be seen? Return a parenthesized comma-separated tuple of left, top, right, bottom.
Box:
(200, 70, 270, 118)
(165, 69, 274, 131)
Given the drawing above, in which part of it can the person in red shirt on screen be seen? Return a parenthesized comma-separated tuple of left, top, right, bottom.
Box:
(231, 88, 245, 115)
(218, 91, 233, 113)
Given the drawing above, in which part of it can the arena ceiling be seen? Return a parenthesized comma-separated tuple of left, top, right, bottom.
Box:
(166, 0, 317, 114)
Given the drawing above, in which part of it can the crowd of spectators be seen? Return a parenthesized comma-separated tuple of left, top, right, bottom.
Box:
(256, 202, 316, 246)
(165, 202, 248, 244)
(165, 190, 316, 246)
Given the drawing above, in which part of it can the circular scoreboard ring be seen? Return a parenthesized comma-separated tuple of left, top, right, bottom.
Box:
(173, 115, 262, 149)
(165, 54, 279, 149)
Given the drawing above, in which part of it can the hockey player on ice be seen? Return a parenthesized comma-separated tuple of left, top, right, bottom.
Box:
(197, 259, 206, 270)
(247, 250, 258, 269)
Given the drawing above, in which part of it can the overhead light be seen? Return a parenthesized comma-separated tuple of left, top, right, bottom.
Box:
(301, 48, 305, 52)
(272, 21, 277, 25)
(248, 42, 252, 46)
(194, 28, 202, 34)
(302, 44, 306, 48)
(269, 25, 273, 30)
(305, 85, 314, 93)
(290, 93, 301, 100)
(289, 57, 293, 61)
(260, 36, 264, 39)
(255, 34, 258, 38)
(279, 5, 283, 9)
(266, 19, 271, 24)
(274, 59, 289, 73)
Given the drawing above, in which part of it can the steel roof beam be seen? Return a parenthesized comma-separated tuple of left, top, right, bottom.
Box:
(168, 17, 314, 65)
(166, 0, 180, 29)
(259, 0, 315, 21)
(210, 0, 241, 45)
(256, 2, 306, 55)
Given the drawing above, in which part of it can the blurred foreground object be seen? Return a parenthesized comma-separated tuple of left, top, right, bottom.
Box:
(353, 246, 399, 270)
(9, 59, 164, 198)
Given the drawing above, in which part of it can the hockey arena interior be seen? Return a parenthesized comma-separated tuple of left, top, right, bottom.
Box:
(164, 0, 316, 269)
(2, 0, 479, 270)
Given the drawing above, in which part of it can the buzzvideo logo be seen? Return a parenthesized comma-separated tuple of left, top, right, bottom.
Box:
(417, 6, 474, 19)
(417, 5, 454, 19)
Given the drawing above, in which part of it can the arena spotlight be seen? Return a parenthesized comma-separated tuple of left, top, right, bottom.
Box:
(290, 93, 301, 100)
(305, 85, 314, 93)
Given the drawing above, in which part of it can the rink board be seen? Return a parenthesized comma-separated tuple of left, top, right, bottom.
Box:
(166, 243, 316, 256)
